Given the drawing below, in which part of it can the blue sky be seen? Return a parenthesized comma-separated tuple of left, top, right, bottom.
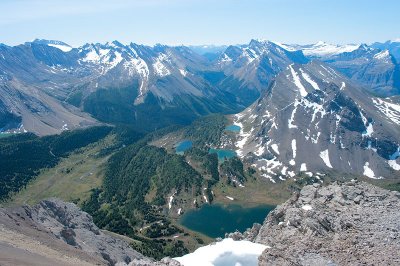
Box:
(1, 0, 399, 46)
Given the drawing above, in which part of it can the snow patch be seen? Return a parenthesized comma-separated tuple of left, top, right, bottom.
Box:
(388, 160, 400, 171)
(319, 149, 333, 168)
(291, 139, 297, 158)
(363, 162, 381, 179)
(48, 43, 72, 52)
(300, 69, 320, 90)
(168, 194, 175, 209)
(289, 64, 307, 97)
(174, 238, 269, 266)
(372, 98, 400, 124)
(179, 69, 187, 77)
(271, 144, 280, 155)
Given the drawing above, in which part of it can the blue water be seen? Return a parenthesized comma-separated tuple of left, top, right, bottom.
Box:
(180, 204, 274, 238)
(209, 148, 237, 161)
(225, 124, 241, 133)
(175, 140, 193, 155)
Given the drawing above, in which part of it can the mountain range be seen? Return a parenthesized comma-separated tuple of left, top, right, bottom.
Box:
(223, 61, 400, 181)
(1, 39, 399, 135)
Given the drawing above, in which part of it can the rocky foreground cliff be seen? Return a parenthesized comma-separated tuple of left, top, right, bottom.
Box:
(0, 198, 178, 266)
(229, 181, 400, 265)
(1, 181, 399, 265)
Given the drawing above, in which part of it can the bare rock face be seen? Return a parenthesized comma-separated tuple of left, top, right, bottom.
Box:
(0, 198, 181, 266)
(26, 198, 145, 265)
(254, 181, 400, 265)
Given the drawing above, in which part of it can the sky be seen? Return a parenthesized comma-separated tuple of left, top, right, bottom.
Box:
(1, 0, 399, 47)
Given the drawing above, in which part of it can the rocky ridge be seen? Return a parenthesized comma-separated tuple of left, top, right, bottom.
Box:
(0, 198, 180, 266)
(228, 181, 400, 265)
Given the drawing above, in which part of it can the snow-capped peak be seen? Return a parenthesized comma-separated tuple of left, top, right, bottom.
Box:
(373, 50, 390, 60)
(303, 42, 360, 57)
(32, 39, 73, 52)
(277, 41, 360, 57)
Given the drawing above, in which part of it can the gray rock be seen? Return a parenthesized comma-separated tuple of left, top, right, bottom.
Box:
(0, 198, 180, 266)
(253, 182, 400, 265)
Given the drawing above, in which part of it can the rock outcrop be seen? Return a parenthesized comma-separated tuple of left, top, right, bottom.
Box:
(0, 198, 181, 266)
(253, 181, 400, 265)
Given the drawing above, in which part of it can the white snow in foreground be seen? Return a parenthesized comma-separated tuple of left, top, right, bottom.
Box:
(48, 43, 72, 52)
(319, 149, 333, 168)
(174, 238, 269, 266)
(302, 205, 312, 211)
(300, 69, 320, 90)
(289, 64, 307, 97)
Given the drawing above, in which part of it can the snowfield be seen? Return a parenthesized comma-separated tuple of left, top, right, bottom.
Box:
(174, 238, 269, 266)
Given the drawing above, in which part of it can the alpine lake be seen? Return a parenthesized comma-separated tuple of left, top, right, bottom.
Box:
(180, 204, 274, 238)
(177, 124, 273, 238)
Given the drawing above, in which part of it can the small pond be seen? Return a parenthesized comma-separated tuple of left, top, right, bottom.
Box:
(225, 124, 241, 133)
(175, 140, 193, 155)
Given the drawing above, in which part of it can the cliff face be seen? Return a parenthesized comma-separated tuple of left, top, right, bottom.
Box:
(232, 181, 400, 265)
(0, 198, 180, 266)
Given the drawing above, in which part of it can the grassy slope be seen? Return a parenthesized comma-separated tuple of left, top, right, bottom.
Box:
(7, 135, 115, 207)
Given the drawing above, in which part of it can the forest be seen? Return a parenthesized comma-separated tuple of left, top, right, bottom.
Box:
(0, 126, 113, 200)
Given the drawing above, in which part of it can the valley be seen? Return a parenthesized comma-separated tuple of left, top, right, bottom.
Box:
(1, 36, 400, 265)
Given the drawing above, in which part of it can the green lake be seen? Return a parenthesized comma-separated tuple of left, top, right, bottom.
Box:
(209, 148, 237, 161)
(180, 204, 274, 238)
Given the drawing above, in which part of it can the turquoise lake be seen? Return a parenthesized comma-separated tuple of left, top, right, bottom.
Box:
(175, 140, 193, 155)
(209, 148, 237, 161)
(225, 124, 241, 133)
(180, 204, 274, 238)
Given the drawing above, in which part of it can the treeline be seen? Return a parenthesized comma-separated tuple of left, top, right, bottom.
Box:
(0, 126, 112, 200)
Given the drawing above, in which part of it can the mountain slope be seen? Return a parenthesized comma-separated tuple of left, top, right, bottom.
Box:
(0, 40, 257, 134)
(372, 40, 400, 62)
(226, 61, 400, 182)
(324, 45, 400, 96)
(215, 39, 308, 101)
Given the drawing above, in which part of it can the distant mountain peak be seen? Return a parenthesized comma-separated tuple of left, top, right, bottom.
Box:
(31, 38, 73, 52)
